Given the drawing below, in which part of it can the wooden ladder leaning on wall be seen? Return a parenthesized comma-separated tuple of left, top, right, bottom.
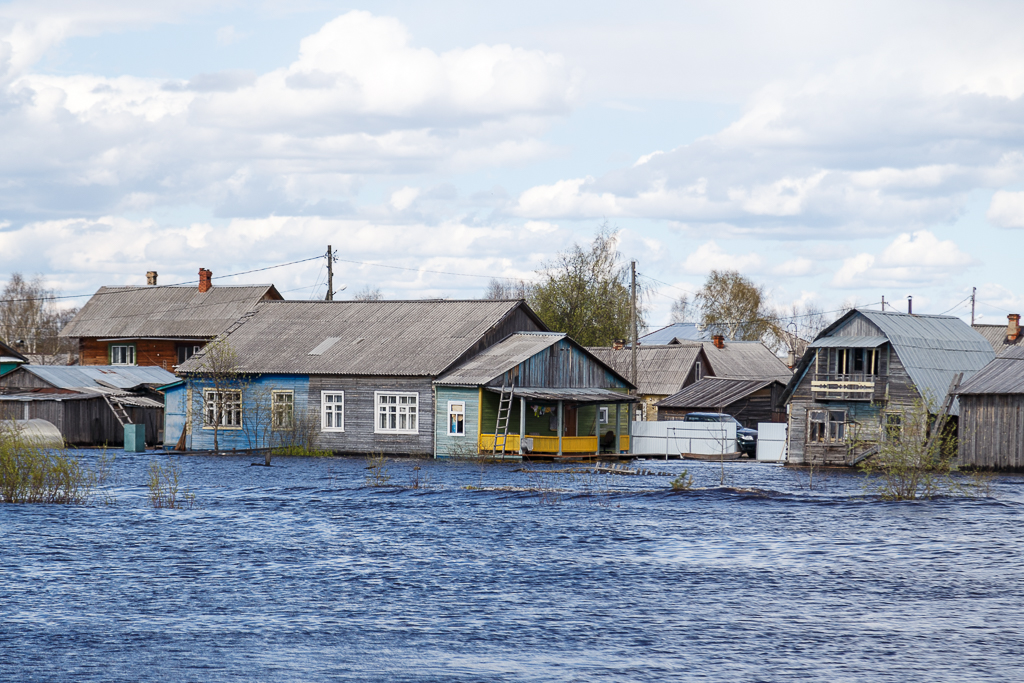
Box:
(102, 394, 132, 426)
(492, 382, 515, 456)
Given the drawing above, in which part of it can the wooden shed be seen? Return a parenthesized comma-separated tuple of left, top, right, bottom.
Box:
(955, 347, 1024, 469)
(0, 365, 174, 446)
(655, 377, 787, 428)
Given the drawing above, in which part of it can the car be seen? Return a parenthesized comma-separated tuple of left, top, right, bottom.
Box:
(682, 412, 758, 457)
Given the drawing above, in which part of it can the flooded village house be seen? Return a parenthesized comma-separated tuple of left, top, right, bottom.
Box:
(169, 299, 633, 457)
(781, 309, 995, 466)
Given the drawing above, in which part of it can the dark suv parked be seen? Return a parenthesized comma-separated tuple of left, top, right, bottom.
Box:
(682, 412, 758, 457)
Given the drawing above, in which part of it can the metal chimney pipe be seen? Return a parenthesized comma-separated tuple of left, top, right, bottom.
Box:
(907, 296, 913, 315)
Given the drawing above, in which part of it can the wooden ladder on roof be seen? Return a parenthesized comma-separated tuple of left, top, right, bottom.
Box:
(103, 394, 132, 426)
(492, 382, 515, 456)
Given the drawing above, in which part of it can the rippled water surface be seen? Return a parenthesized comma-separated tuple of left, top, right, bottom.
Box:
(3, 451, 1024, 682)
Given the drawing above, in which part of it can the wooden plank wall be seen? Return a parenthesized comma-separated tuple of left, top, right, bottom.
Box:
(79, 338, 205, 368)
(444, 307, 544, 372)
(434, 386, 479, 457)
(488, 340, 630, 389)
(959, 395, 1024, 469)
(307, 376, 435, 456)
(0, 397, 162, 445)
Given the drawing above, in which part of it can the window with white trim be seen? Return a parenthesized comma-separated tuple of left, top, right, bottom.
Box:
(376, 392, 418, 433)
(110, 344, 135, 365)
(447, 401, 465, 436)
(203, 389, 242, 429)
(695, 361, 702, 382)
(321, 391, 345, 432)
(272, 390, 294, 430)
(599, 406, 609, 424)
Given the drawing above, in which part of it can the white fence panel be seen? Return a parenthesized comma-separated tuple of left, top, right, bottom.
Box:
(756, 422, 788, 462)
(630, 421, 737, 456)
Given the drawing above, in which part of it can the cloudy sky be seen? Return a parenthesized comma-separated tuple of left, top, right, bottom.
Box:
(1, 0, 1022, 327)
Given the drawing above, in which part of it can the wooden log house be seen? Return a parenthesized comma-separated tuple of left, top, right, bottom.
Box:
(955, 347, 1024, 469)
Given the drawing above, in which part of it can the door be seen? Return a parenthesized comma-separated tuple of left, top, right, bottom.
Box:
(564, 405, 578, 436)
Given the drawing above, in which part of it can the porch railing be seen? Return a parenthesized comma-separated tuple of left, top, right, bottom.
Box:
(478, 434, 629, 454)
(810, 373, 883, 401)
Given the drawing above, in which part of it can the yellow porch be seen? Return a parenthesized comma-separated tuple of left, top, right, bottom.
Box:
(479, 433, 629, 454)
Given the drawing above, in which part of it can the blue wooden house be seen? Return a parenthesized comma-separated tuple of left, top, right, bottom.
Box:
(166, 299, 634, 458)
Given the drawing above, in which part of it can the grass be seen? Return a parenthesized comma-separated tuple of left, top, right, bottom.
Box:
(0, 429, 114, 505)
(147, 459, 198, 509)
(271, 445, 334, 458)
(364, 452, 392, 486)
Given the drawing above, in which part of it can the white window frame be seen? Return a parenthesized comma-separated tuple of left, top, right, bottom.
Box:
(599, 406, 609, 424)
(203, 389, 242, 430)
(375, 391, 419, 434)
(110, 344, 135, 366)
(695, 361, 702, 382)
(272, 390, 294, 431)
(447, 400, 466, 436)
(321, 391, 345, 432)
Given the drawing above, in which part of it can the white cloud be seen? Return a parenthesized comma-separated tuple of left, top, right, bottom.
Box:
(681, 241, 761, 275)
(389, 187, 420, 211)
(986, 190, 1024, 228)
(772, 258, 815, 277)
(0, 10, 578, 219)
(831, 230, 976, 288)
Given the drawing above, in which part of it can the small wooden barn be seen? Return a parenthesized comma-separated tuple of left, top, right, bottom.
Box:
(782, 309, 995, 467)
(955, 347, 1024, 469)
(655, 377, 787, 428)
(0, 365, 174, 446)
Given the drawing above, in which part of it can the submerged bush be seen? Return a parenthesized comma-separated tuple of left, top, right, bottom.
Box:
(670, 470, 694, 490)
(147, 459, 197, 509)
(0, 427, 113, 504)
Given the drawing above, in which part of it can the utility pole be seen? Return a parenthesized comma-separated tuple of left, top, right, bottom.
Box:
(881, 295, 885, 311)
(630, 260, 637, 389)
(325, 245, 334, 301)
(971, 286, 976, 326)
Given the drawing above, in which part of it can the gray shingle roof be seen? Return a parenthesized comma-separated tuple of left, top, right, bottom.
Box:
(696, 341, 793, 382)
(956, 347, 1024, 395)
(60, 284, 281, 339)
(588, 345, 702, 396)
(178, 299, 541, 377)
(436, 332, 564, 386)
(656, 377, 779, 408)
(972, 324, 1023, 356)
(11, 365, 177, 390)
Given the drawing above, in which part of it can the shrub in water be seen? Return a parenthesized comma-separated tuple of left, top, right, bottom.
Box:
(147, 459, 197, 509)
(0, 427, 113, 505)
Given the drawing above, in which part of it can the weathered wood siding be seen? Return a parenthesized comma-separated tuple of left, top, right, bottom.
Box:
(787, 342, 921, 466)
(434, 386, 479, 457)
(0, 370, 56, 389)
(958, 395, 1024, 469)
(79, 338, 205, 368)
(0, 397, 162, 446)
(308, 376, 435, 456)
(445, 307, 545, 372)
(485, 339, 630, 389)
(832, 315, 884, 337)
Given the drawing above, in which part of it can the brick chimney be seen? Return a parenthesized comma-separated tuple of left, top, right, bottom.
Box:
(1008, 314, 1021, 342)
(712, 334, 725, 349)
(612, 339, 625, 351)
(146, 271, 158, 286)
(198, 268, 212, 293)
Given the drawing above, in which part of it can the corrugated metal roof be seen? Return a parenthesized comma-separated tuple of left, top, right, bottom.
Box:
(857, 310, 995, 413)
(639, 323, 711, 344)
(696, 341, 793, 382)
(956, 347, 1024, 395)
(972, 324, 1023, 356)
(588, 345, 702, 396)
(483, 386, 631, 403)
(436, 332, 564, 386)
(178, 299, 540, 377)
(809, 336, 888, 349)
(656, 377, 778, 408)
(59, 284, 280, 339)
(18, 365, 177, 390)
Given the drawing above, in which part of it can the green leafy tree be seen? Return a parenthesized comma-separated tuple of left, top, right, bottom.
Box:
(530, 227, 643, 347)
(694, 270, 778, 343)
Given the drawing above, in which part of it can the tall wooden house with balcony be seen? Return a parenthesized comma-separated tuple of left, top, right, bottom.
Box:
(781, 309, 995, 466)
(59, 269, 282, 369)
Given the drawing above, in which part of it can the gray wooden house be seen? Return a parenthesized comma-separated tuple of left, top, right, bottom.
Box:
(781, 309, 994, 466)
(655, 377, 788, 427)
(955, 347, 1024, 469)
(0, 365, 174, 446)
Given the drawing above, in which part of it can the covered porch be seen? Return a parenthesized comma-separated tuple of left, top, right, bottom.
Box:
(479, 387, 633, 456)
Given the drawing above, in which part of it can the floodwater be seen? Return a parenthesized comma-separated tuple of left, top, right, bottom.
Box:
(2, 452, 1024, 682)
